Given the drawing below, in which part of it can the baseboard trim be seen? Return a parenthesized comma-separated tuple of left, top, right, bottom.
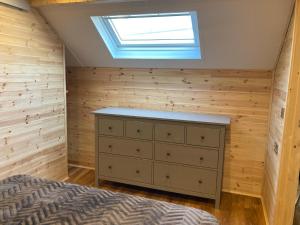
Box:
(62, 176, 69, 182)
(222, 189, 261, 199)
(68, 163, 95, 170)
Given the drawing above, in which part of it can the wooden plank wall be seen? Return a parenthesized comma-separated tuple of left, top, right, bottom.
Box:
(0, 4, 68, 180)
(262, 13, 295, 225)
(66, 67, 272, 196)
(273, 2, 300, 223)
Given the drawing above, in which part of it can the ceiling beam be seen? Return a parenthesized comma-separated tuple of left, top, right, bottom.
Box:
(0, 0, 30, 10)
(30, 0, 143, 7)
(30, 0, 96, 7)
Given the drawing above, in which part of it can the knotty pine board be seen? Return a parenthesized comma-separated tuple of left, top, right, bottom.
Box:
(66, 67, 272, 196)
(262, 15, 295, 225)
(0, 5, 67, 180)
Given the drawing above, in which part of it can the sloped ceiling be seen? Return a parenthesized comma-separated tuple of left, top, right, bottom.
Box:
(38, 0, 294, 69)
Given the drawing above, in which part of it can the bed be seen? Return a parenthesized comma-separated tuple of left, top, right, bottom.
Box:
(0, 175, 219, 225)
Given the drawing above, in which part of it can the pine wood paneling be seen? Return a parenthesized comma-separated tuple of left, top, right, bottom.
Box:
(0, 5, 67, 180)
(263, 2, 300, 224)
(273, 1, 300, 221)
(30, 0, 95, 7)
(67, 67, 272, 196)
(0, 0, 30, 11)
(262, 13, 295, 225)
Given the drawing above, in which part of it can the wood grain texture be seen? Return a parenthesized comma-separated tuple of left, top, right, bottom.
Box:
(262, 13, 294, 225)
(30, 0, 95, 7)
(0, 0, 30, 11)
(272, 2, 300, 224)
(0, 5, 67, 180)
(66, 67, 272, 196)
(67, 165, 266, 225)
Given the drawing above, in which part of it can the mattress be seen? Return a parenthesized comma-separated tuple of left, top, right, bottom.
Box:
(0, 175, 219, 225)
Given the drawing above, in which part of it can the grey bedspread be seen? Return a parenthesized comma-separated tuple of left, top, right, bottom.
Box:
(0, 175, 219, 225)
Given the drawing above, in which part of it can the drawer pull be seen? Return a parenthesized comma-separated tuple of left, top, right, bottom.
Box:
(166, 152, 171, 157)
(167, 132, 172, 137)
(201, 136, 205, 140)
(136, 148, 141, 153)
(108, 145, 112, 149)
(136, 129, 141, 133)
(108, 126, 113, 130)
(200, 156, 204, 161)
(136, 170, 140, 174)
(108, 165, 112, 169)
(198, 180, 203, 184)
(165, 175, 170, 179)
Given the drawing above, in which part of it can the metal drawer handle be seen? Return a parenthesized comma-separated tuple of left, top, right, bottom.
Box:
(136, 170, 140, 174)
(136, 129, 141, 133)
(198, 180, 203, 184)
(201, 136, 205, 140)
(108, 145, 112, 149)
(136, 148, 141, 153)
(108, 126, 113, 130)
(108, 165, 112, 169)
(166, 152, 171, 157)
(200, 156, 204, 161)
(165, 175, 170, 179)
(167, 132, 172, 136)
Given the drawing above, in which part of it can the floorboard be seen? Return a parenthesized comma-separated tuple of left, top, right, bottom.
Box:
(67, 166, 266, 225)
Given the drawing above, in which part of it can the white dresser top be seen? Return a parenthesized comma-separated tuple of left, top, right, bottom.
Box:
(93, 107, 230, 125)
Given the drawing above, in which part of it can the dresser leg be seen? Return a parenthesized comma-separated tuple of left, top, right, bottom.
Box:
(95, 177, 99, 187)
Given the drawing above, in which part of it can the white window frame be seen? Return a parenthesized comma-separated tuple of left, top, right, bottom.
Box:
(91, 11, 201, 59)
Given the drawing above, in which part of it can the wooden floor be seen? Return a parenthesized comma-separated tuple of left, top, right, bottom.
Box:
(67, 166, 266, 225)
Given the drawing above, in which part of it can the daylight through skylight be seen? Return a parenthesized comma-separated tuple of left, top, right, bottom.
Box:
(91, 12, 201, 59)
(107, 13, 195, 45)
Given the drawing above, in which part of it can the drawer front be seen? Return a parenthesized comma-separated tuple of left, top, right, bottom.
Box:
(155, 123, 184, 144)
(99, 136, 153, 159)
(186, 126, 220, 148)
(154, 162, 217, 195)
(126, 120, 153, 140)
(99, 154, 152, 184)
(155, 143, 219, 168)
(99, 118, 123, 137)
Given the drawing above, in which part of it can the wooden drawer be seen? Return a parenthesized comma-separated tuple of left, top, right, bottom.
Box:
(154, 162, 217, 195)
(99, 154, 152, 184)
(126, 120, 153, 140)
(186, 126, 220, 148)
(99, 136, 153, 159)
(99, 117, 123, 137)
(155, 143, 219, 169)
(155, 123, 184, 144)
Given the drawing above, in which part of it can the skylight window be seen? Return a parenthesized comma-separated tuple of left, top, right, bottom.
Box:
(91, 12, 201, 60)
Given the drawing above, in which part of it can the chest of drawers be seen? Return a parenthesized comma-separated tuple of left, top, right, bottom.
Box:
(94, 107, 230, 208)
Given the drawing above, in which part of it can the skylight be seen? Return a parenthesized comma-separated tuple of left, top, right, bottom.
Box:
(91, 12, 201, 60)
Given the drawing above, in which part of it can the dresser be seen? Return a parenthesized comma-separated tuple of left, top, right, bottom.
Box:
(94, 107, 230, 208)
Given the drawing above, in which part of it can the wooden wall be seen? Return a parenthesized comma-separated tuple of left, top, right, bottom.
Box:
(67, 67, 272, 196)
(273, 2, 300, 223)
(262, 14, 294, 225)
(0, 4, 67, 180)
